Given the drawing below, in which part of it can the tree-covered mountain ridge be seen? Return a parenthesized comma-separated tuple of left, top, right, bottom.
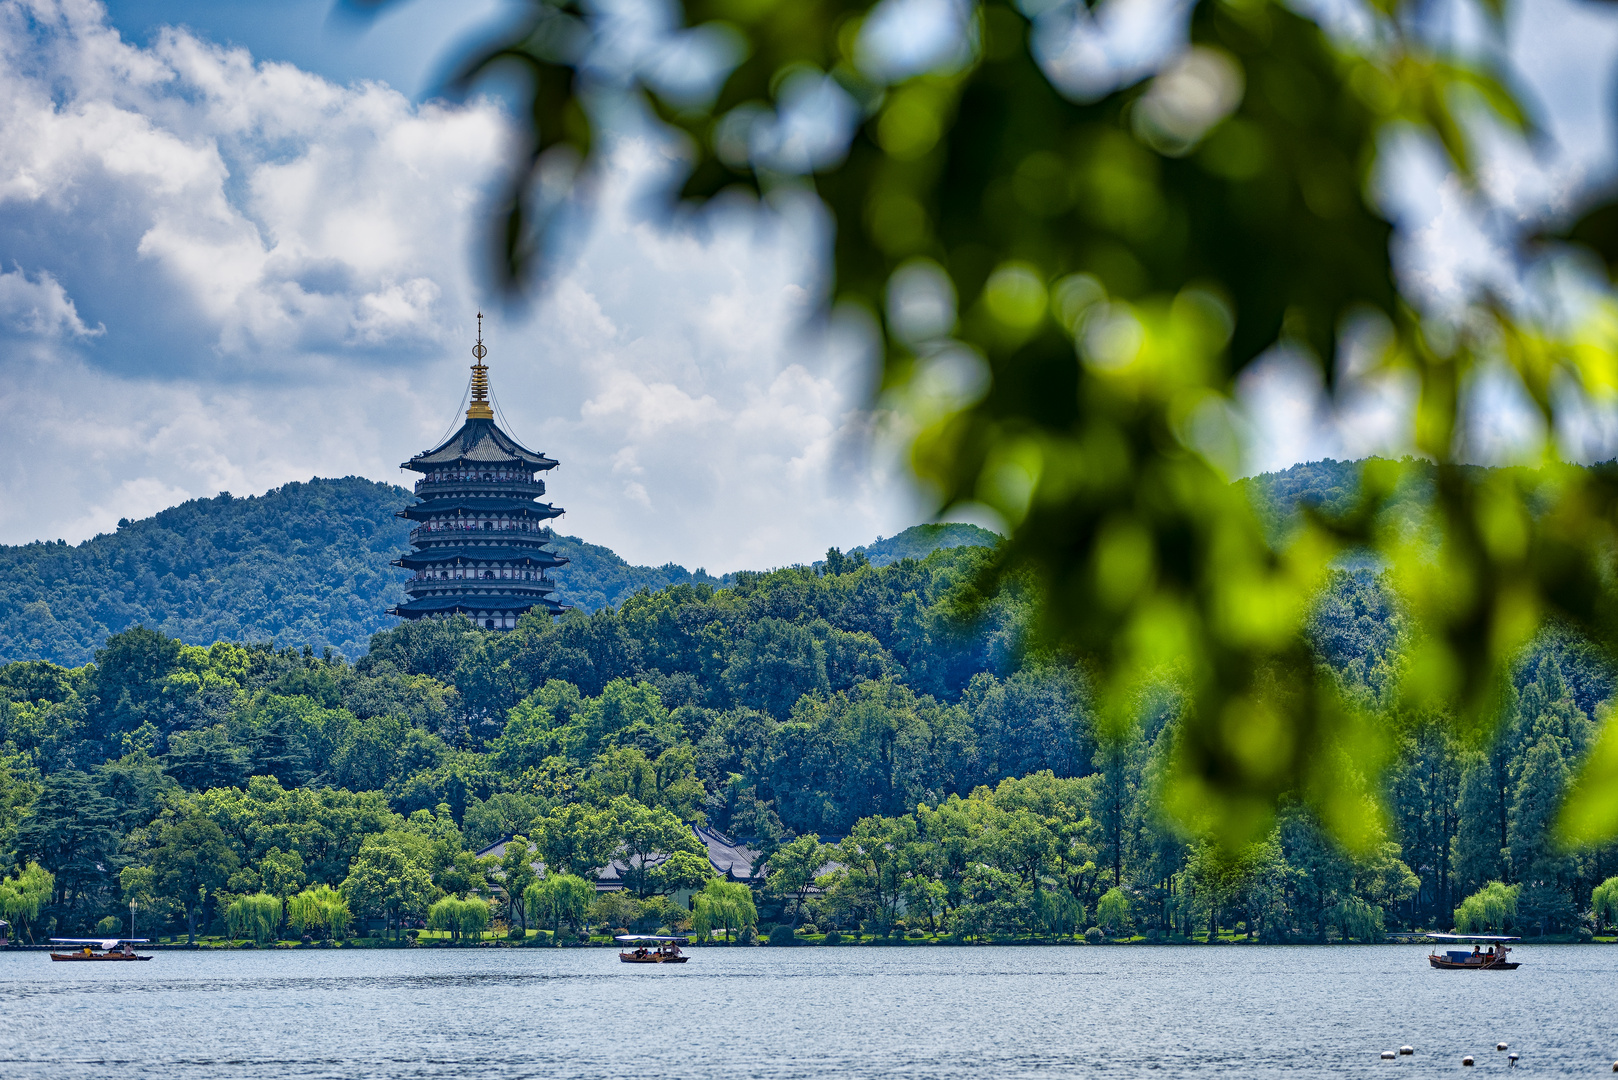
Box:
(0, 477, 1001, 666)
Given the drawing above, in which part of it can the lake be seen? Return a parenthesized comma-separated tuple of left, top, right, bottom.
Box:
(1, 944, 1614, 1078)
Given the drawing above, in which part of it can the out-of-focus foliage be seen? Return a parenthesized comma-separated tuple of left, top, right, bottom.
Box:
(424, 0, 1618, 848)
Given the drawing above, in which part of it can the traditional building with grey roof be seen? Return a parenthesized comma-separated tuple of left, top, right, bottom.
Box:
(477, 825, 766, 892)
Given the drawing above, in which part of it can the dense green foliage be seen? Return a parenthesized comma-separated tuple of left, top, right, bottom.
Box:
(854, 525, 1004, 568)
(0, 479, 995, 667)
(1, 519, 1615, 945)
(0, 479, 407, 665)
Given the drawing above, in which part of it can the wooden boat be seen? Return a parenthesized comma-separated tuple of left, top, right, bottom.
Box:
(48, 938, 153, 962)
(1426, 933, 1520, 970)
(617, 935, 689, 964)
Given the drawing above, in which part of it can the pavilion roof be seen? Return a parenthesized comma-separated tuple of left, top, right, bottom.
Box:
(475, 825, 768, 890)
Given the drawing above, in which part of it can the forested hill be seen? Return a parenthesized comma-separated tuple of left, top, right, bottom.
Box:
(0, 479, 998, 666)
(853, 523, 1002, 566)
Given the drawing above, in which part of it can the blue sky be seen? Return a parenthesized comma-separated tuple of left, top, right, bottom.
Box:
(101, 0, 515, 100)
(3, 0, 1618, 571)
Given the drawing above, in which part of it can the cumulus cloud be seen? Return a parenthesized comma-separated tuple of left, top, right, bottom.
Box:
(0, 0, 923, 571)
(0, 266, 103, 338)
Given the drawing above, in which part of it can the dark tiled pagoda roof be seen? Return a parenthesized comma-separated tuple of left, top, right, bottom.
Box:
(402, 417, 557, 472)
(393, 593, 565, 616)
(394, 545, 569, 569)
(397, 497, 563, 520)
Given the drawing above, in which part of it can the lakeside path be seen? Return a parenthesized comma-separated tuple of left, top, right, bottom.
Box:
(2, 945, 1615, 1078)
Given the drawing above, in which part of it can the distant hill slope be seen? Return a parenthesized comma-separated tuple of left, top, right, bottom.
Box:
(546, 535, 729, 612)
(0, 478, 410, 665)
(0, 486, 1086, 667)
(0, 479, 727, 666)
(854, 523, 1002, 566)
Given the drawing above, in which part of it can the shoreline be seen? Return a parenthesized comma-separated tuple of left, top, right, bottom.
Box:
(7, 936, 1612, 952)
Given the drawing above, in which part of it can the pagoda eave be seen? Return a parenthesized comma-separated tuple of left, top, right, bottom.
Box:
(391, 595, 567, 616)
(399, 498, 563, 521)
(396, 546, 567, 568)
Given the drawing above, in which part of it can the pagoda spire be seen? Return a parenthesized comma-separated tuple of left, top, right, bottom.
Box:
(468, 312, 493, 420)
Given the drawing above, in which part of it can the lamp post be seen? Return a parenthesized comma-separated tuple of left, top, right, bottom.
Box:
(128, 900, 137, 941)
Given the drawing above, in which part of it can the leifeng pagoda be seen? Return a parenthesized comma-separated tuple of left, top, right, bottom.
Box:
(389, 317, 567, 630)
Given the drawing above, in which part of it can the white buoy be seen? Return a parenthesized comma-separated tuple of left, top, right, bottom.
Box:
(1508, 1053, 1519, 1066)
(1463, 1057, 1475, 1067)
(1381, 1051, 1396, 1060)
(1498, 1043, 1509, 1051)
(1400, 1047, 1414, 1056)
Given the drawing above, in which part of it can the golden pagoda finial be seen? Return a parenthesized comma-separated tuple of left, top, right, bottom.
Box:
(467, 311, 493, 420)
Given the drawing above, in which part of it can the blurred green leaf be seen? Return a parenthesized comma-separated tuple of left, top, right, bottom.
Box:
(1558, 706, 1618, 847)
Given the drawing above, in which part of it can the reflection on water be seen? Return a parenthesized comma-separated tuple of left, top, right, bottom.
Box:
(4, 945, 1616, 1078)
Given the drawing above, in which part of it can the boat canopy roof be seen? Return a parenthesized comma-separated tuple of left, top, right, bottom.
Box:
(50, 938, 149, 946)
(615, 935, 689, 944)
(1426, 933, 1521, 942)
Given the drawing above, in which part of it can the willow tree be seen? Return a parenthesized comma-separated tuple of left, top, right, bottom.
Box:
(1589, 875, 1618, 935)
(525, 873, 596, 937)
(428, 896, 492, 943)
(226, 893, 282, 945)
(1454, 880, 1519, 933)
(693, 879, 758, 942)
(389, 0, 1618, 850)
(288, 885, 351, 940)
(0, 863, 53, 943)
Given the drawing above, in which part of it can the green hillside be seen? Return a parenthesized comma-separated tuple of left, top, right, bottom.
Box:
(0, 479, 739, 665)
(855, 523, 1002, 566)
(0, 480, 997, 666)
(0, 479, 407, 666)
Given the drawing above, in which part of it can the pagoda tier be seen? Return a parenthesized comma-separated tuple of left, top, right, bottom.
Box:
(389, 318, 568, 630)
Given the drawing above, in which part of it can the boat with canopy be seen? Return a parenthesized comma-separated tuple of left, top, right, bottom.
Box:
(616, 935, 689, 964)
(48, 938, 153, 961)
(1426, 933, 1520, 969)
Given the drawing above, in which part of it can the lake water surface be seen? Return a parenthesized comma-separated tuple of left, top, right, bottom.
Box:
(1, 944, 1614, 1078)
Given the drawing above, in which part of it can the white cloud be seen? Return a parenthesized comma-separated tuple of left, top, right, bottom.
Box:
(0, 266, 103, 338)
(0, 0, 922, 572)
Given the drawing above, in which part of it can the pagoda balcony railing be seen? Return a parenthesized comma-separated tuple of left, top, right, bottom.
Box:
(409, 572, 555, 585)
(408, 523, 556, 543)
(414, 474, 546, 495)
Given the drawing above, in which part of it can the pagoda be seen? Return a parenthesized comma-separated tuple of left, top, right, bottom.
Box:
(390, 316, 568, 629)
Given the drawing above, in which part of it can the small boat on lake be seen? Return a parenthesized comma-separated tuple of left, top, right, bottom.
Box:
(617, 935, 689, 964)
(1426, 933, 1520, 970)
(48, 938, 153, 961)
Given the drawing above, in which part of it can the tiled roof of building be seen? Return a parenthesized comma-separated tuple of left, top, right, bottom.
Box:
(476, 825, 765, 892)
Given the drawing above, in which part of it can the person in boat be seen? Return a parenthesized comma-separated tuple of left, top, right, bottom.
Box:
(1472, 945, 1481, 960)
